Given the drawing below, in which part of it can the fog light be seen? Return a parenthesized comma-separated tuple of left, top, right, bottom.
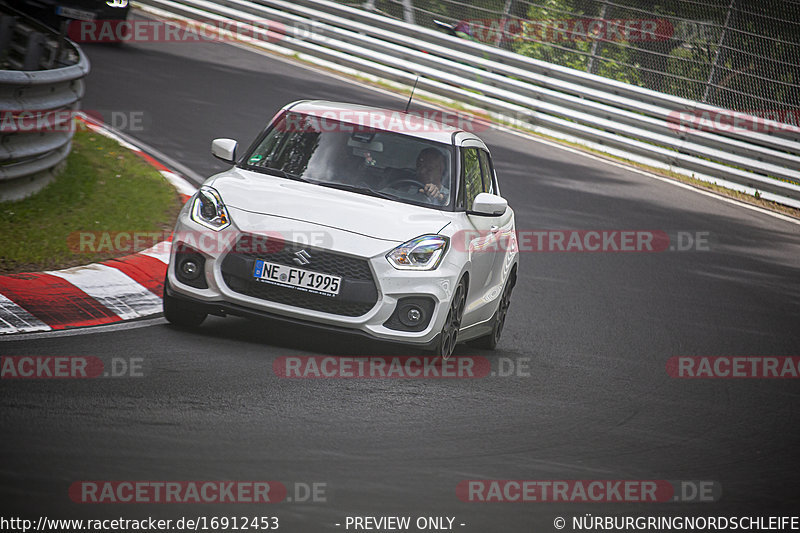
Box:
(173, 243, 208, 289)
(180, 260, 199, 280)
(398, 304, 426, 328)
(384, 297, 435, 332)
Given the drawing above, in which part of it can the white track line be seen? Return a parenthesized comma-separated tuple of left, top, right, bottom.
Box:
(0, 317, 168, 341)
(0, 295, 52, 335)
(139, 241, 173, 263)
(46, 264, 163, 321)
(161, 170, 197, 197)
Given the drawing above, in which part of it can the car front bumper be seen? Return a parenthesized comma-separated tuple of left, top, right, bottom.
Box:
(166, 206, 465, 347)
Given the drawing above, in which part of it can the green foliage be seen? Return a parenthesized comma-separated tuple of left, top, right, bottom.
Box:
(512, 0, 642, 86)
(345, 0, 800, 110)
(666, 46, 709, 101)
(0, 129, 182, 273)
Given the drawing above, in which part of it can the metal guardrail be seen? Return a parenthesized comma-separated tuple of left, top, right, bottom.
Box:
(0, 6, 89, 202)
(136, 0, 800, 207)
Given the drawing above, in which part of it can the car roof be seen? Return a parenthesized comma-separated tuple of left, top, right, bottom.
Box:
(286, 100, 486, 145)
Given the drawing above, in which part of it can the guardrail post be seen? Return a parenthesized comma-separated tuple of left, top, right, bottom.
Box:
(0, 15, 15, 59)
(22, 31, 45, 70)
(701, 0, 735, 105)
(586, 2, 607, 75)
(494, 0, 515, 50)
(401, 0, 415, 25)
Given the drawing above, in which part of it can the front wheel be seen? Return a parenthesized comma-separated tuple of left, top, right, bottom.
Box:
(435, 278, 467, 360)
(163, 277, 207, 328)
(473, 273, 515, 350)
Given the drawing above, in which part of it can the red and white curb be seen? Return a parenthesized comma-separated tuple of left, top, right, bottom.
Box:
(0, 116, 197, 335)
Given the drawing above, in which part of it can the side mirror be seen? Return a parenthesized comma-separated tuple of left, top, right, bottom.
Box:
(469, 192, 508, 216)
(211, 138, 238, 163)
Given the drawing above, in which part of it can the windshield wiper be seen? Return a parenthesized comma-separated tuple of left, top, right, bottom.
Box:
(314, 181, 399, 201)
(257, 166, 310, 183)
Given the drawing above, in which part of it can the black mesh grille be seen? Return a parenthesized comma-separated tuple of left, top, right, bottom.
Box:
(220, 234, 379, 317)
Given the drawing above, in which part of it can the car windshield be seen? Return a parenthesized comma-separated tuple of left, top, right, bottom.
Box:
(242, 111, 455, 209)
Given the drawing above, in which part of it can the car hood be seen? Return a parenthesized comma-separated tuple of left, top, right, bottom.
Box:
(209, 169, 451, 243)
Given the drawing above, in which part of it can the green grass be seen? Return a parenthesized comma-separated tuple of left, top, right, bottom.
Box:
(0, 128, 184, 273)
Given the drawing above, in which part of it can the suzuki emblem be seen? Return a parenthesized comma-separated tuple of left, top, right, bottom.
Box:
(293, 250, 312, 266)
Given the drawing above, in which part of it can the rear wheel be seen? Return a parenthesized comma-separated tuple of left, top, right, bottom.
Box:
(435, 278, 467, 360)
(163, 277, 207, 328)
(473, 272, 516, 350)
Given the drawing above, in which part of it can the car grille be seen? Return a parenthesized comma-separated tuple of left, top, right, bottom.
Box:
(220, 234, 379, 317)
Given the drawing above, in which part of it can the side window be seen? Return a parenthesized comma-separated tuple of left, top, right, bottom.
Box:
(477, 150, 495, 195)
(461, 147, 482, 210)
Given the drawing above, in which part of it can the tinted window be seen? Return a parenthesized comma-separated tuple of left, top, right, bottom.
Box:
(477, 150, 495, 195)
(461, 147, 483, 210)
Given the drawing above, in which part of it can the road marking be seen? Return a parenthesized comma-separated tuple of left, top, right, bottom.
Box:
(104, 253, 169, 297)
(0, 272, 120, 331)
(0, 317, 167, 341)
(0, 294, 51, 334)
(46, 264, 163, 321)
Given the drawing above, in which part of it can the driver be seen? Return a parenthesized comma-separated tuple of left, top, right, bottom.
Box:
(416, 148, 448, 204)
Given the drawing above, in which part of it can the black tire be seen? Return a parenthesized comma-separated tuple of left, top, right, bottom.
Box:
(435, 278, 467, 360)
(473, 272, 516, 350)
(162, 277, 207, 328)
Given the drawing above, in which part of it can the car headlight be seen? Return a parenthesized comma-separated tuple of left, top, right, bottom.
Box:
(386, 235, 448, 270)
(190, 186, 230, 231)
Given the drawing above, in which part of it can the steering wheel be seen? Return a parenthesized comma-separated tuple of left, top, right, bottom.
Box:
(388, 178, 427, 191)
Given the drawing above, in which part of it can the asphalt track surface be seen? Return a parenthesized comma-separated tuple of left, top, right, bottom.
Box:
(2, 18, 800, 531)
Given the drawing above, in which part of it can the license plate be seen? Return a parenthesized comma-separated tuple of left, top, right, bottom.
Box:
(56, 6, 97, 20)
(253, 260, 341, 297)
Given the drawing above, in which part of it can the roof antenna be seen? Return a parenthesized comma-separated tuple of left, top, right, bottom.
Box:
(404, 75, 420, 113)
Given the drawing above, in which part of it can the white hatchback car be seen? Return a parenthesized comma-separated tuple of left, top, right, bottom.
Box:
(163, 101, 518, 358)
